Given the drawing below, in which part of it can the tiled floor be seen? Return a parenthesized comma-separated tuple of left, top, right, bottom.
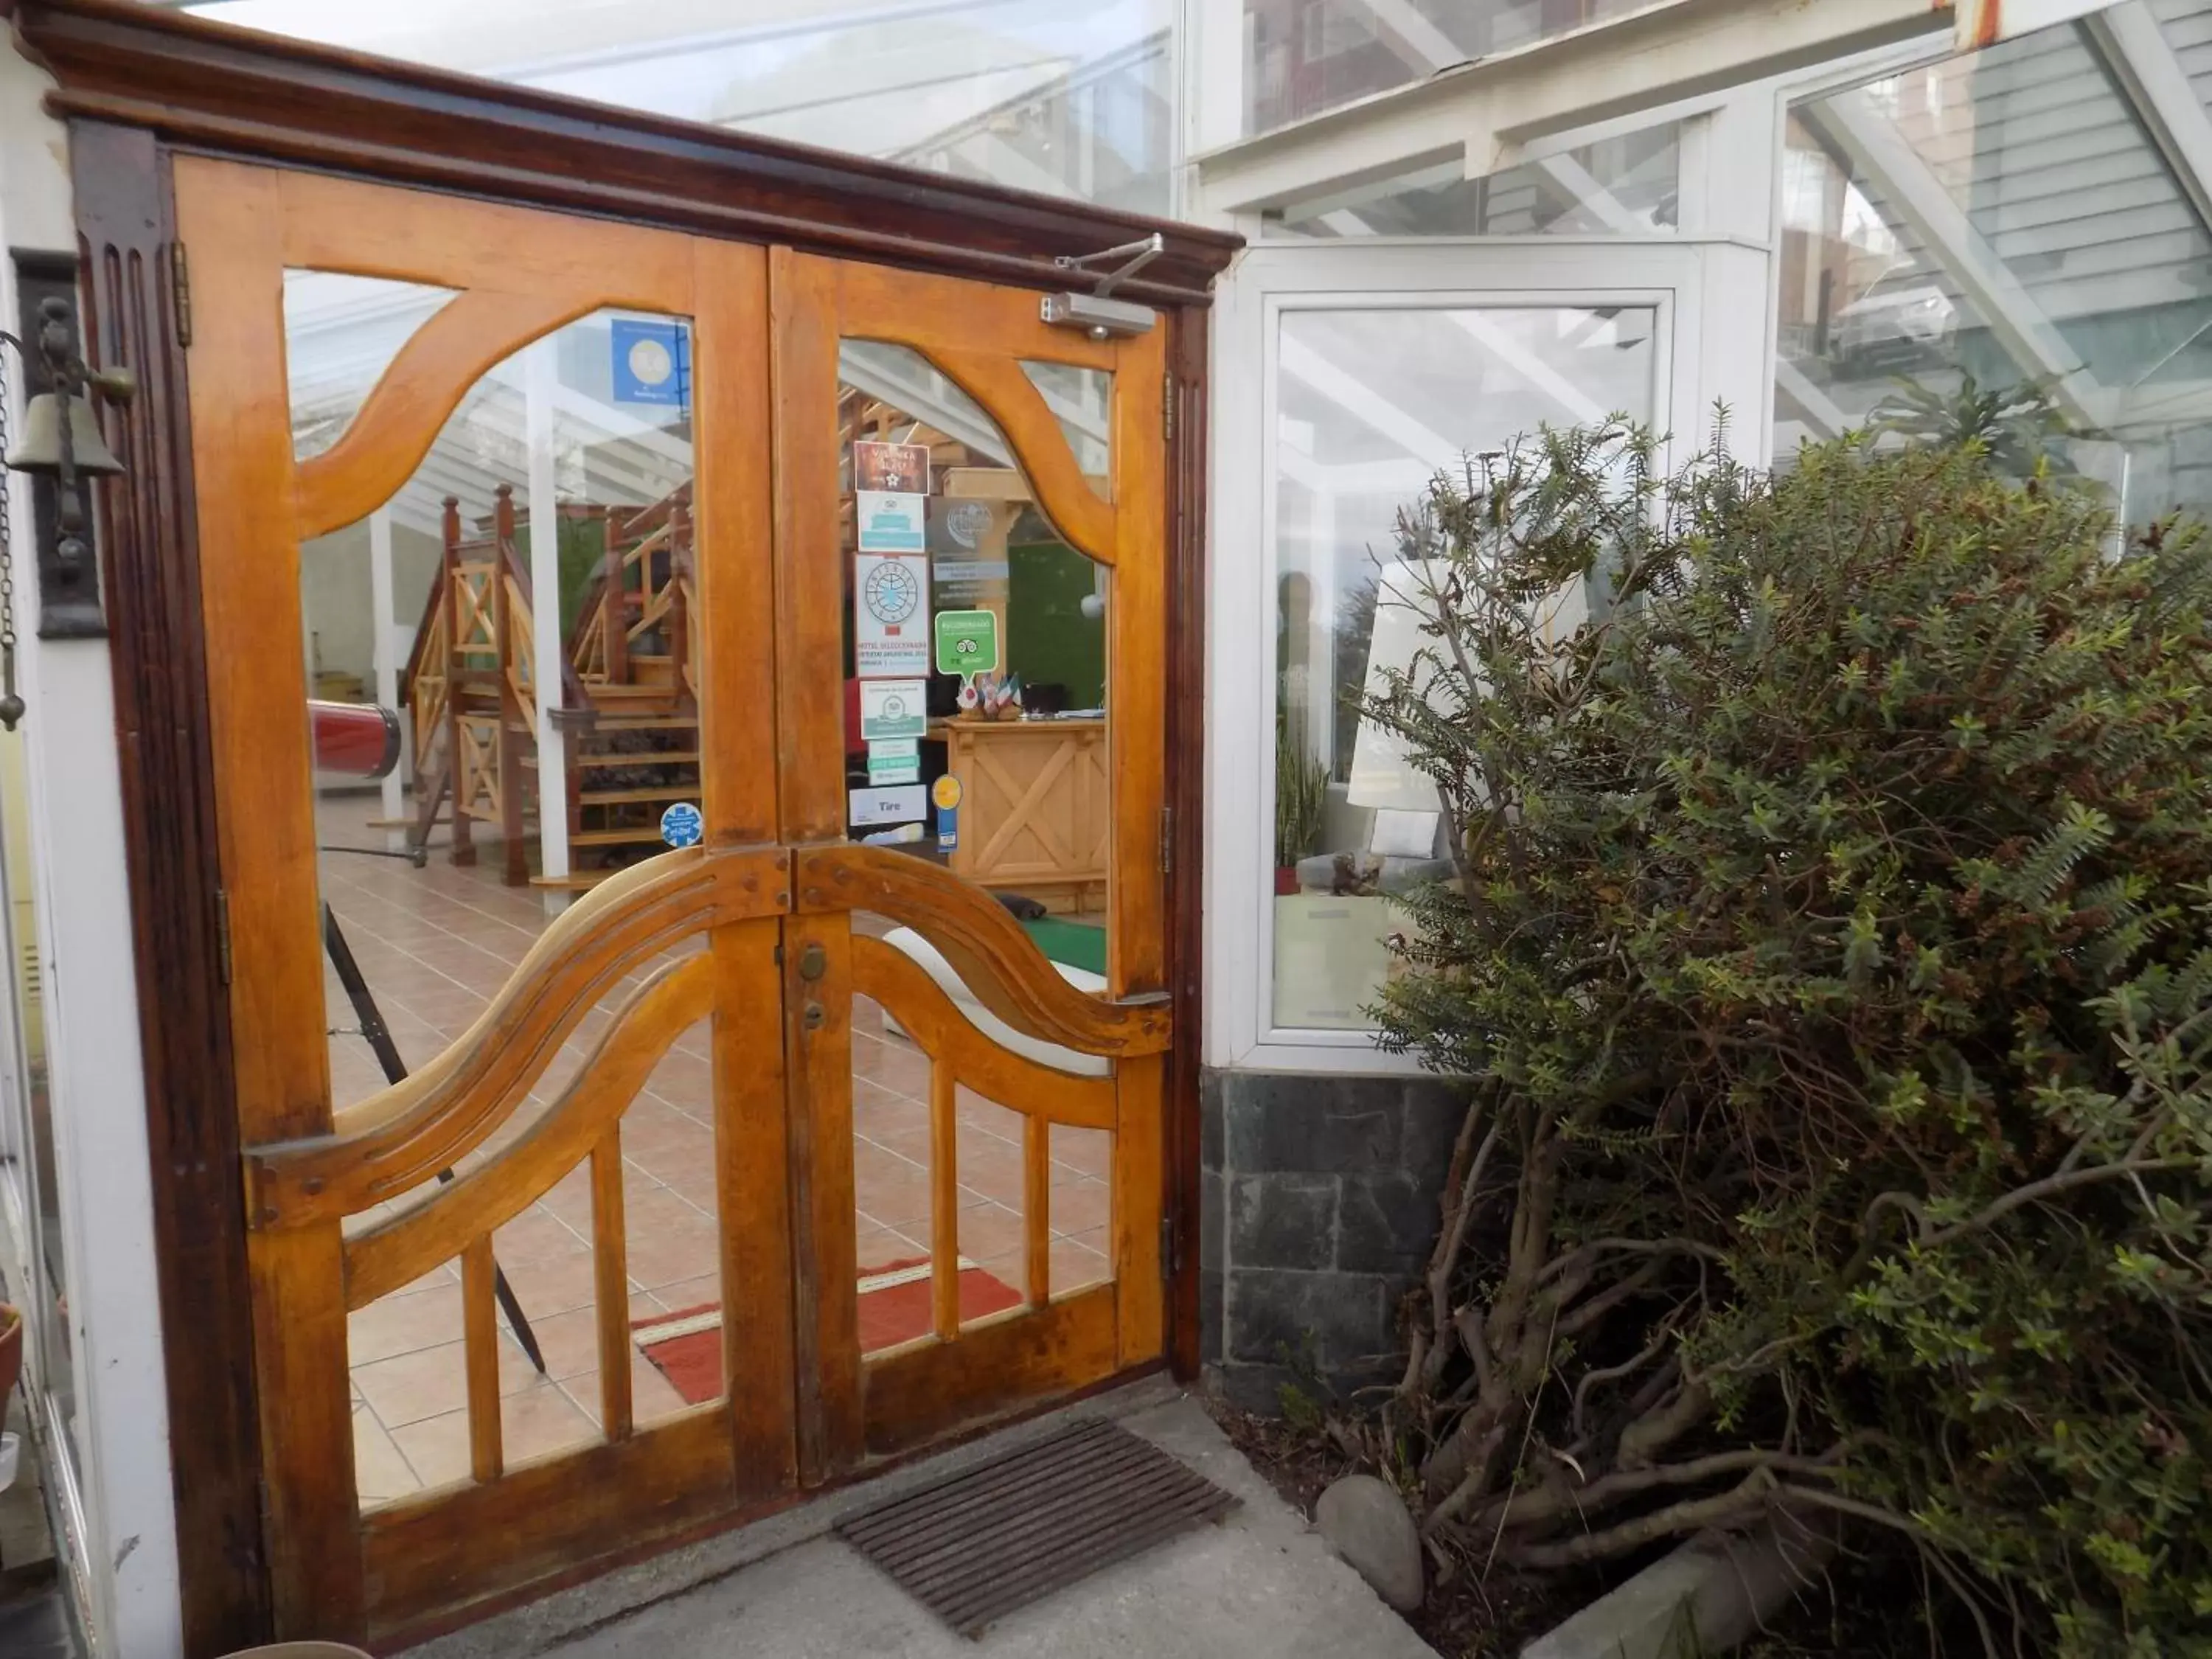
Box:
(314, 797, 1114, 1512)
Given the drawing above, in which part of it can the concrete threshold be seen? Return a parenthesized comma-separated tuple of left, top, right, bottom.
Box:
(402, 1377, 1439, 1659)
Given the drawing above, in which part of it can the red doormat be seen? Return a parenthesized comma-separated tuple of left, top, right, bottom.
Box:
(633, 1258, 1023, 1405)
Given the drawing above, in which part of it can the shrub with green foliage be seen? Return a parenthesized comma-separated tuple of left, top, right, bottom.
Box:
(1360, 422, 2212, 1656)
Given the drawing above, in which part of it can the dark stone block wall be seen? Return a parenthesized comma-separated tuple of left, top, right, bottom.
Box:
(1199, 1068, 1467, 1414)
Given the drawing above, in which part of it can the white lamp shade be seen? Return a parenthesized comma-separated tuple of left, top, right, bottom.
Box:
(1347, 560, 1458, 813)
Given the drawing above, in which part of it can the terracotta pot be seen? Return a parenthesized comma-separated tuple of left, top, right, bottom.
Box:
(0, 1304, 20, 1413)
(1274, 866, 1301, 897)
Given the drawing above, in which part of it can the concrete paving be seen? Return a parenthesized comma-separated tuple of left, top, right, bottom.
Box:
(406, 1379, 1437, 1659)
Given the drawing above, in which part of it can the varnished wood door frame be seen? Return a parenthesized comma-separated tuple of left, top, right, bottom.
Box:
(46, 7, 1233, 1643)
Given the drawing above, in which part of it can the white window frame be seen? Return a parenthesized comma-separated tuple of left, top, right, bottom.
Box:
(1188, 0, 1945, 222)
(1197, 4, 2182, 1074)
(1207, 238, 1742, 1071)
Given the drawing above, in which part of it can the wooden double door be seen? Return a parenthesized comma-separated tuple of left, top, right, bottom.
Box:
(178, 157, 1174, 1644)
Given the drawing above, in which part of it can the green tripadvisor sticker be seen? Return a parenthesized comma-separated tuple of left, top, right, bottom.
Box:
(933, 608, 1001, 677)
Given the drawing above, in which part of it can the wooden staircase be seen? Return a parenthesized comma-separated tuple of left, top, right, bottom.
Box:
(403, 481, 698, 888)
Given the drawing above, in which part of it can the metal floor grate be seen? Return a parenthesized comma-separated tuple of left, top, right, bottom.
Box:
(835, 1417, 1240, 1638)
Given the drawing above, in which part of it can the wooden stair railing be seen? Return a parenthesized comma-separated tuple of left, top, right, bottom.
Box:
(403, 476, 702, 886)
(568, 487, 695, 703)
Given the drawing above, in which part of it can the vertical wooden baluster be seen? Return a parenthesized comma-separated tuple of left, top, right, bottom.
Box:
(462, 1236, 504, 1483)
(444, 494, 476, 866)
(669, 493, 693, 706)
(603, 521, 629, 684)
(1026, 1114, 1051, 1309)
(593, 1127, 634, 1440)
(492, 485, 526, 886)
(930, 1061, 959, 1341)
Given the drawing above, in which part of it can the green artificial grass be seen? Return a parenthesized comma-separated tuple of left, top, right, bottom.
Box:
(1022, 916, 1107, 976)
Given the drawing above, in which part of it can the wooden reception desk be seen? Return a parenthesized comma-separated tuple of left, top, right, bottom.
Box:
(934, 715, 1109, 915)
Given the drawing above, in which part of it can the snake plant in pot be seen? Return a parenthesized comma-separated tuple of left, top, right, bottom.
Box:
(1274, 710, 1329, 894)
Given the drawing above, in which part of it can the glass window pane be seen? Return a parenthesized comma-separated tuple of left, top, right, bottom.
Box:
(1773, 18, 2212, 526)
(292, 296, 735, 1500)
(837, 341, 1112, 949)
(1244, 0, 1656, 136)
(1264, 121, 1680, 237)
(187, 0, 1175, 215)
(1270, 305, 1656, 1030)
(0, 721, 72, 1470)
(1020, 361, 1114, 482)
(287, 271, 457, 461)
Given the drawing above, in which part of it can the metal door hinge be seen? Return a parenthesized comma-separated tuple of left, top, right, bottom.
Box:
(1160, 1214, 1180, 1279)
(170, 243, 191, 349)
(215, 887, 232, 985)
(1158, 805, 1173, 875)
(1161, 372, 1177, 445)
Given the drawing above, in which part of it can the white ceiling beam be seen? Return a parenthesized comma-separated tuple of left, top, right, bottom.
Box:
(1279, 333, 1464, 470)
(1274, 154, 1464, 226)
(1528, 151, 1654, 233)
(1445, 310, 1611, 426)
(1799, 89, 2107, 429)
(1773, 356, 1851, 440)
(956, 133, 1078, 201)
(1287, 201, 1613, 431)
(1196, 0, 1943, 214)
(1362, 0, 1469, 74)
(2079, 1, 2212, 243)
(1274, 431, 1330, 493)
(1315, 457, 1444, 493)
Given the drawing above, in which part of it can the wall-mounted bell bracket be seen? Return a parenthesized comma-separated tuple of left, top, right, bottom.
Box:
(11, 256, 129, 648)
(1041, 233, 1162, 341)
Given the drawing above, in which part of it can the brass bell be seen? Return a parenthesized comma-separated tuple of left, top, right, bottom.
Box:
(6, 389, 125, 478)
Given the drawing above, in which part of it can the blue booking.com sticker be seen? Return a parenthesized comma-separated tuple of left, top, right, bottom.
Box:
(660, 801, 704, 849)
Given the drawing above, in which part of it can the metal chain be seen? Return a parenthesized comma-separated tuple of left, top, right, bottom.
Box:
(0, 350, 21, 731)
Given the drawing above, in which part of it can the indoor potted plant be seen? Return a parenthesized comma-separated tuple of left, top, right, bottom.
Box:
(0, 1301, 19, 1415)
(1274, 712, 1328, 894)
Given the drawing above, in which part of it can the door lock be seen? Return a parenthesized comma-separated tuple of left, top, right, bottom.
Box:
(802, 1001, 827, 1032)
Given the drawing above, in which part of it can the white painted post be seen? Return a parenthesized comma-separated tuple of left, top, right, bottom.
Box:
(526, 338, 570, 903)
(368, 507, 402, 845)
(1180, 0, 1247, 217)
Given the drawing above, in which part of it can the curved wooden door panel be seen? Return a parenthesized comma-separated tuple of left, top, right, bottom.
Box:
(178, 153, 780, 1644)
(346, 950, 713, 1307)
(294, 289, 598, 540)
(849, 939, 1119, 1124)
(827, 263, 1118, 563)
(847, 933, 1124, 1455)
(178, 153, 730, 1158)
(246, 847, 787, 1228)
(772, 249, 1169, 995)
(770, 251, 1172, 1473)
(796, 845, 1168, 1057)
